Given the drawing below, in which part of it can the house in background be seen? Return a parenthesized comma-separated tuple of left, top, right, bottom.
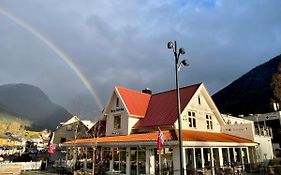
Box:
(243, 112, 281, 149)
(243, 111, 281, 156)
(221, 114, 273, 162)
(63, 83, 263, 175)
(49, 116, 93, 162)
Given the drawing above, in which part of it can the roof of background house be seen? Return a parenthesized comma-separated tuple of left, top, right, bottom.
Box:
(81, 120, 95, 130)
(116, 86, 151, 118)
(62, 116, 79, 125)
(133, 83, 201, 128)
(64, 129, 254, 145)
(87, 120, 106, 137)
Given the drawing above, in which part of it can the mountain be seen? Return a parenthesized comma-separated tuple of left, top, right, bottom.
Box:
(212, 54, 281, 115)
(0, 83, 72, 130)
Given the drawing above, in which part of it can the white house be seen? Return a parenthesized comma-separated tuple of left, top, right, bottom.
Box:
(243, 111, 281, 156)
(221, 114, 273, 162)
(50, 116, 90, 162)
(63, 83, 259, 175)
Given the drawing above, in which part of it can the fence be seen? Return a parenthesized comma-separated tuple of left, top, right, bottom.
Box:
(0, 160, 42, 172)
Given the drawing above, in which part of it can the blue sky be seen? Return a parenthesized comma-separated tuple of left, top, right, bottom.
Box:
(0, 0, 280, 120)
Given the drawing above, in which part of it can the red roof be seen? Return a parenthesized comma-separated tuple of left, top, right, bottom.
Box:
(181, 130, 254, 143)
(64, 129, 254, 145)
(66, 130, 176, 144)
(87, 120, 106, 137)
(133, 84, 201, 128)
(116, 86, 151, 118)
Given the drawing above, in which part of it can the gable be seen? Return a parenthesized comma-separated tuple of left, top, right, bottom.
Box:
(179, 84, 224, 132)
(63, 116, 79, 125)
(103, 91, 126, 115)
(102, 87, 150, 136)
(198, 84, 225, 125)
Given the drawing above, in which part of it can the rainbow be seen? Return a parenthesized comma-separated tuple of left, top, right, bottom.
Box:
(0, 6, 103, 111)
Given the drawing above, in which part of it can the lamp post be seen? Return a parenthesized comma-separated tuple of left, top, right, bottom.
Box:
(167, 41, 189, 175)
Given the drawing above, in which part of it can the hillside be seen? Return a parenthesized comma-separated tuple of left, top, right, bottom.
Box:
(0, 112, 32, 132)
(0, 83, 72, 130)
(212, 54, 281, 115)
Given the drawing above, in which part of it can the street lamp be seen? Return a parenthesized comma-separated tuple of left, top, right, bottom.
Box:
(167, 41, 189, 175)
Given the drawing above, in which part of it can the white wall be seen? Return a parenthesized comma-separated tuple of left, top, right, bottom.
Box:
(105, 92, 128, 136)
(179, 87, 221, 133)
(222, 114, 253, 124)
(254, 135, 274, 162)
(172, 146, 181, 175)
(221, 123, 255, 141)
(128, 117, 140, 135)
(105, 92, 140, 136)
(221, 114, 274, 162)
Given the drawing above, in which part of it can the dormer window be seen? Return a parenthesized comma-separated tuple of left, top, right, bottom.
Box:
(116, 97, 119, 107)
(114, 115, 121, 129)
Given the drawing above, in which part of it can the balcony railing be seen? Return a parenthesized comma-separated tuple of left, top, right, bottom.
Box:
(254, 125, 273, 138)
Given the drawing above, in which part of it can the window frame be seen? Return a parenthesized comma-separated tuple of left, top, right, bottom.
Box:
(116, 97, 119, 107)
(206, 114, 213, 130)
(60, 137, 66, 143)
(114, 115, 121, 129)
(188, 111, 196, 128)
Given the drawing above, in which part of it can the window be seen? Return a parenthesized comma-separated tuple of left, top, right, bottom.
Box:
(113, 147, 126, 173)
(60, 137, 66, 143)
(116, 97, 119, 107)
(206, 115, 213, 129)
(188, 111, 196, 128)
(66, 125, 72, 131)
(198, 96, 201, 105)
(114, 115, 121, 129)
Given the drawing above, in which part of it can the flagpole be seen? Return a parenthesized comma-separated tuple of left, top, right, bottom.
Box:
(157, 127, 164, 175)
(159, 149, 162, 175)
(92, 146, 95, 175)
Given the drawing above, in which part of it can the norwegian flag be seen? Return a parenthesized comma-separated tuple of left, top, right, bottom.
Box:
(48, 143, 57, 154)
(157, 127, 165, 150)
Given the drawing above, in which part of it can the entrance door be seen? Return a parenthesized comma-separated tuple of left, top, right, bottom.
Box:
(113, 147, 126, 174)
(130, 147, 146, 175)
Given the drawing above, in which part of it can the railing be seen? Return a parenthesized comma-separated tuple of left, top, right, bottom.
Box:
(185, 163, 266, 175)
(0, 160, 42, 171)
(0, 164, 22, 175)
(254, 125, 273, 137)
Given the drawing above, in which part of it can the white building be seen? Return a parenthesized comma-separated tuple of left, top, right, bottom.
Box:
(50, 116, 90, 162)
(243, 111, 281, 154)
(221, 114, 273, 162)
(63, 83, 260, 175)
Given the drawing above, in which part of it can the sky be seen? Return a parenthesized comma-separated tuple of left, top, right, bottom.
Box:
(0, 0, 281, 120)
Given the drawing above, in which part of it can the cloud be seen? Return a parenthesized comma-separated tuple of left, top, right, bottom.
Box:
(0, 0, 281, 119)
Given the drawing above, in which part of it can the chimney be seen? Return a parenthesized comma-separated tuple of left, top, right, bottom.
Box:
(142, 88, 152, 94)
